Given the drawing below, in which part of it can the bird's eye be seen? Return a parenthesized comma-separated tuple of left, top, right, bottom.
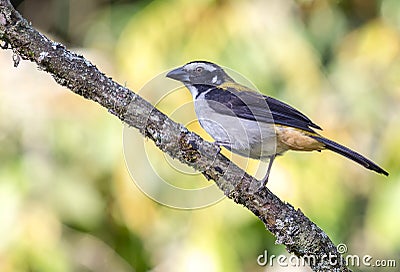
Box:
(195, 66, 203, 73)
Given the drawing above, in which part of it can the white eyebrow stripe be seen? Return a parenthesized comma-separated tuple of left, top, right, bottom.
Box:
(185, 62, 217, 72)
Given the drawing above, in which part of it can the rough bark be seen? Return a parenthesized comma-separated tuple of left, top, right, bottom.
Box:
(0, 1, 350, 271)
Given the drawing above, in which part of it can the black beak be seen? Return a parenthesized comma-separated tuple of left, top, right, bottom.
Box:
(166, 66, 190, 83)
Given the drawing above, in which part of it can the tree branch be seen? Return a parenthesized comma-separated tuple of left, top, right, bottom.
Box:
(0, 1, 350, 271)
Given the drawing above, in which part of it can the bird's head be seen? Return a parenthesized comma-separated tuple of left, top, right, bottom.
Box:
(166, 61, 233, 87)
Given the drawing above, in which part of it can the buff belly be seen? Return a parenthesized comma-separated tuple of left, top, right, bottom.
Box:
(275, 125, 324, 153)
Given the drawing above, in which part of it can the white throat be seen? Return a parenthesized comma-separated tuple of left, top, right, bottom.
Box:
(184, 84, 200, 99)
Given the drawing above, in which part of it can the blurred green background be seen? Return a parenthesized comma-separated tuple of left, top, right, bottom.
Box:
(1, 0, 399, 271)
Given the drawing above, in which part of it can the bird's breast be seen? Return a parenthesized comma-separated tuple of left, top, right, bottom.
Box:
(194, 97, 277, 159)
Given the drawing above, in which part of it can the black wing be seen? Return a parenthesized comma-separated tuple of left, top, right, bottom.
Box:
(204, 86, 321, 133)
(265, 96, 321, 131)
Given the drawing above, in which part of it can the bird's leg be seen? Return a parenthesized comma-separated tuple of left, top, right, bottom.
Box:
(261, 155, 275, 187)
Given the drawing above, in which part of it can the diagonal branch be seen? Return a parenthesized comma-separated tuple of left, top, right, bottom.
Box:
(0, 1, 349, 271)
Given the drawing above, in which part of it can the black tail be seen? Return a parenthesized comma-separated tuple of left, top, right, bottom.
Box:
(310, 136, 389, 176)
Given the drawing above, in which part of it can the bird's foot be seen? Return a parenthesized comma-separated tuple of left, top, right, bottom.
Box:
(258, 155, 275, 189)
(254, 174, 269, 193)
(261, 174, 270, 187)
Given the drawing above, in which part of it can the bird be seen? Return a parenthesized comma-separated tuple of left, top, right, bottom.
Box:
(166, 61, 389, 186)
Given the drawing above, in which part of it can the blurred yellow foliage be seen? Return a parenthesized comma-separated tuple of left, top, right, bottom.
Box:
(0, 0, 399, 271)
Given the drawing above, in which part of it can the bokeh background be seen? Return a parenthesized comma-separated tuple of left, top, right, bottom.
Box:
(1, 0, 399, 271)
